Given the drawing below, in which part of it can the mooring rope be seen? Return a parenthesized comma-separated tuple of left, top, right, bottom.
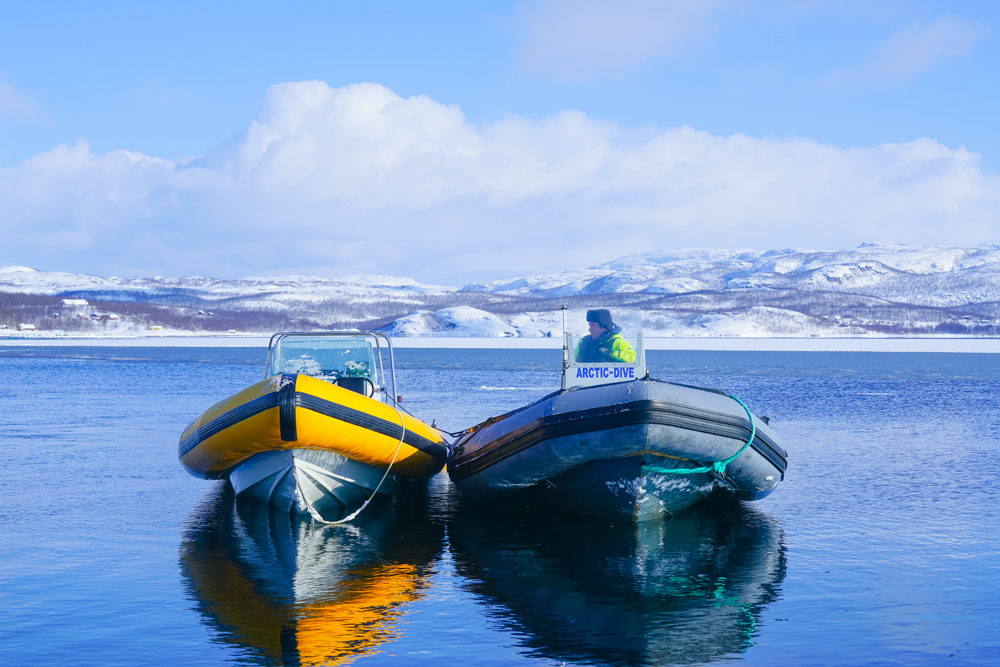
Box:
(641, 394, 756, 477)
(296, 402, 408, 525)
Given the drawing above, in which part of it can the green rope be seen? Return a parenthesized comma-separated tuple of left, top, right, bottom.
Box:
(641, 394, 756, 476)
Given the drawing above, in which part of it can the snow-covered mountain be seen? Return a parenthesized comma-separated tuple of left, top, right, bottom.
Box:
(3, 242, 1000, 336)
(0, 265, 460, 332)
(0, 265, 455, 302)
(462, 242, 1000, 308)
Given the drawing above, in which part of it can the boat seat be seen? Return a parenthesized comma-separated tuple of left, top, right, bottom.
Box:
(336, 377, 375, 397)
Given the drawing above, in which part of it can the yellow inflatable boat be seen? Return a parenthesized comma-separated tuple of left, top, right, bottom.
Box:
(178, 332, 447, 522)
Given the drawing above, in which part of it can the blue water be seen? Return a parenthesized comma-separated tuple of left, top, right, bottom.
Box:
(1, 347, 998, 666)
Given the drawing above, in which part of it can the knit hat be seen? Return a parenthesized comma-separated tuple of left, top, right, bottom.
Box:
(586, 309, 615, 332)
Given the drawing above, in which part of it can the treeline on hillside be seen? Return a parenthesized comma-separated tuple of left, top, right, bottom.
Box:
(4, 286, 998, 336)
(52, 289, 544, 329)
(0, 292, 326, 332)
(642, 289, 995, 328)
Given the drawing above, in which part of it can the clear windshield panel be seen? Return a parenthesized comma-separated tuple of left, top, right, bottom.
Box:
(566, 309, 643, 361)
(269, 336, 380, 387)
(568, 333, 643, 366)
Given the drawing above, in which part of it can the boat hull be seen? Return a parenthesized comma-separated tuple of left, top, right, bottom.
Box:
(448, 379, 787, 522)
(228, 449, 399, 522)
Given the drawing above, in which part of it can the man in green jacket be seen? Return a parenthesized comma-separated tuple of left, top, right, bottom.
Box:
(575, 309, 636, 363)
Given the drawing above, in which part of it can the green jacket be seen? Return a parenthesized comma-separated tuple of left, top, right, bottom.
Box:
(575, 332, 637, 363)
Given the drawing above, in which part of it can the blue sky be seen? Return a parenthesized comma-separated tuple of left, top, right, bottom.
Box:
(1, 1, 998, 283)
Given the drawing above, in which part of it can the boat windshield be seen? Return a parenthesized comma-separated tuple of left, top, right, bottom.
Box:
(268, 336, 380, 387)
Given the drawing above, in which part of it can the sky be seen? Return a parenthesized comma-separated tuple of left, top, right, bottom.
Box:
(1, 0, 998, 284)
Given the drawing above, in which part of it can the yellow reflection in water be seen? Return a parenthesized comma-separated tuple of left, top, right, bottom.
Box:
(296, 563, 422, 666)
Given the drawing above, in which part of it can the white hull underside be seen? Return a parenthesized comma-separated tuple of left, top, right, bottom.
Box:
(228, 449, 398, 522)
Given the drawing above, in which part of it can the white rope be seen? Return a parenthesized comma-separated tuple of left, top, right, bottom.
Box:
(296, 402, 407, 525)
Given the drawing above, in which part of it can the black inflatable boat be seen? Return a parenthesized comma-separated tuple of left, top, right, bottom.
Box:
(448, 326, 787, 522)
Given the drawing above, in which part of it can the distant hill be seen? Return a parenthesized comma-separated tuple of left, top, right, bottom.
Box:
(462, 242, 1000, 306)
(3, 242, 1000, 336)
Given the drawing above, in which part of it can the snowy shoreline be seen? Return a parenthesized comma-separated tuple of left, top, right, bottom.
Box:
(4, 334, 1000, 353)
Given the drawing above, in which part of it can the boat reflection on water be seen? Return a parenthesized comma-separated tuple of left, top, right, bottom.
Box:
(181, 478, 784, 666)
(179, 480, 444, 666)
(450, 498, 786, 666)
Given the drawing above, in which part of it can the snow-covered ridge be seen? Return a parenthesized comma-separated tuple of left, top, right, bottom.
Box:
(5, 242, 1000, 336)
(9, 242, 998, 305)
(460, 242, 1000, 308)
(0, 268, 455, 300)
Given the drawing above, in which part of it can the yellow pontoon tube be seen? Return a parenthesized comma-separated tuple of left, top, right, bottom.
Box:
(178, 332, 448, 522)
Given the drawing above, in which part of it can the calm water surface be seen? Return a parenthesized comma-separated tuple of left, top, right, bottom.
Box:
(1, 347, 998, 666)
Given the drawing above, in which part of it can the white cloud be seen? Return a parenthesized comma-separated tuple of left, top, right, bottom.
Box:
(1, 81, 998, 282)
(515, 0, 719, 82)
(0, 79, 50, 124)
(825, 15, 990, 87)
